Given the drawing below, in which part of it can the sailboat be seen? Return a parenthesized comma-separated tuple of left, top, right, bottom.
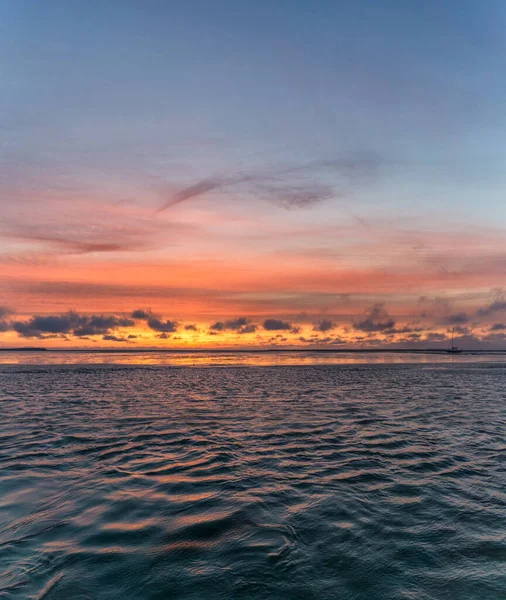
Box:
(446, 327, 463, 353)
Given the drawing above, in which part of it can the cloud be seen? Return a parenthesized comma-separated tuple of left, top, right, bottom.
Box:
(298, 334, 345, 345)
(263, 318, 293, 331)
(157, 179, 220, 211)
(354, 303, 395, 332)
(424, 332, 448, 343)
(103, 334, 127, 342)
(184, 324, 198, 331)
(11, 311, 134, 339)
(156, 155, 380, 213)
(255, 182, 334, 209)
(210, 316, 257, 334)
(312, 318, 336, 332)
(147, 317, 178, 333)
(0, 196, 195, 258)
(452, 325, 471, 335)
(490, 323, 506, 331)
(476, 300, 506, 317)
(0, 306, 14, 318)
(13, 313, 80, 337)
(442, 312, 469, 325)
(131, 309, 152, 319)
(131, 308, 179, 332)
(74, 315, 134, 336)
(384, 325, 426, 335)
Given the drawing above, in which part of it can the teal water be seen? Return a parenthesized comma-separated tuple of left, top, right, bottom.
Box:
(1, 360, 506, 599)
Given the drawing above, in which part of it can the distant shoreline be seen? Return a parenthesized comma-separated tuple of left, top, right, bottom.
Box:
(1, 347, 506, 354)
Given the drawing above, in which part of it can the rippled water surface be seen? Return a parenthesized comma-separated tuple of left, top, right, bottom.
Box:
(1, 360, 506, 599)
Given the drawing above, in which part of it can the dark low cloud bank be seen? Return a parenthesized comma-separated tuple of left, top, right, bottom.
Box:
(103, 334, 128, 342)
(131, 308, 178, 333)
(441, 312, 469, 325)
(147, 317, 178, 333)
(476, 300, 506, 317)
(263, 319, 300, 333)
(312, 318, 336, 332)
(419, 290, 506, 326)
(131, 309, 152, 319)
(210, 317, 257, 334)
(11, 311, 134, 339)
(354, 303, 395, 332)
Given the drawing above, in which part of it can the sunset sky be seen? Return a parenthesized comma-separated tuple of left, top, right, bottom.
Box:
(2, 0, 506, 348)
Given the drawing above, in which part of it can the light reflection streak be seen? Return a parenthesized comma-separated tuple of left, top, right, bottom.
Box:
(1, 351, 506, 366)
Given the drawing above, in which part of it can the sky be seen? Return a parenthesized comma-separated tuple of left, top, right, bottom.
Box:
(2, 0, 506, 349)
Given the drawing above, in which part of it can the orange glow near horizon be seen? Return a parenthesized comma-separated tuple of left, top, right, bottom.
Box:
(1, 193, 506, 349)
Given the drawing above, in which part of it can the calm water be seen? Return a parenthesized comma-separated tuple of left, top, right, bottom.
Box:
(1, 355, 506, 599)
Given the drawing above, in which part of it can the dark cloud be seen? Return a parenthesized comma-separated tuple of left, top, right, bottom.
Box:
(13, 313, 80, 337)
(476, 300, 506, 317)
(103, 334, 127, 342)
(0, 306, 14, 318)
(384, 325, 426, 335)
(11, 311, 134, 339)
(416, 296, 453, 320)
(131, 309, 152, 319)
(298, 335, 345, 345)
(450, 326, 471, 335)
(312, 319, 336, 332)
(210, 317, 257, 334)
(131, 308, 179, 333)
(128, 334, 138, 339)
(490, 323, 506, 331)
(184, 324, 198, 331)
(482, 332, 506, 346)
(354, 303, 395, 332)
(147, 317, 178, 333)
(74, 315, 134, 336)
(263, 319, 293, 331)
(425, 332, 447, 343)
(442, 312, 469, 325)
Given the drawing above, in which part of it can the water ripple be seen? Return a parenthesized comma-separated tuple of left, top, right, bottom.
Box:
(0, 363, 506, 599)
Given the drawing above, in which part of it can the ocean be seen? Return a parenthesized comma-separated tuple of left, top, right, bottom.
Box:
(1, 352, 506, 599)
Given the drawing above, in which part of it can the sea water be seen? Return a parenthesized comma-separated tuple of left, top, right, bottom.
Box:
(1, 354, 505, 599)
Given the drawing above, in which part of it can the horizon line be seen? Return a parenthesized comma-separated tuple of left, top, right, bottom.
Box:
(1, 347, 506, 354)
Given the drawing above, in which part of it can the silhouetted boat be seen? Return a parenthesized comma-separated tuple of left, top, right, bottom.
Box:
(446, 328, 463, 353)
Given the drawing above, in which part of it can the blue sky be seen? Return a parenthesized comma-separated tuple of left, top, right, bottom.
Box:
(3, 0, 506, 210)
